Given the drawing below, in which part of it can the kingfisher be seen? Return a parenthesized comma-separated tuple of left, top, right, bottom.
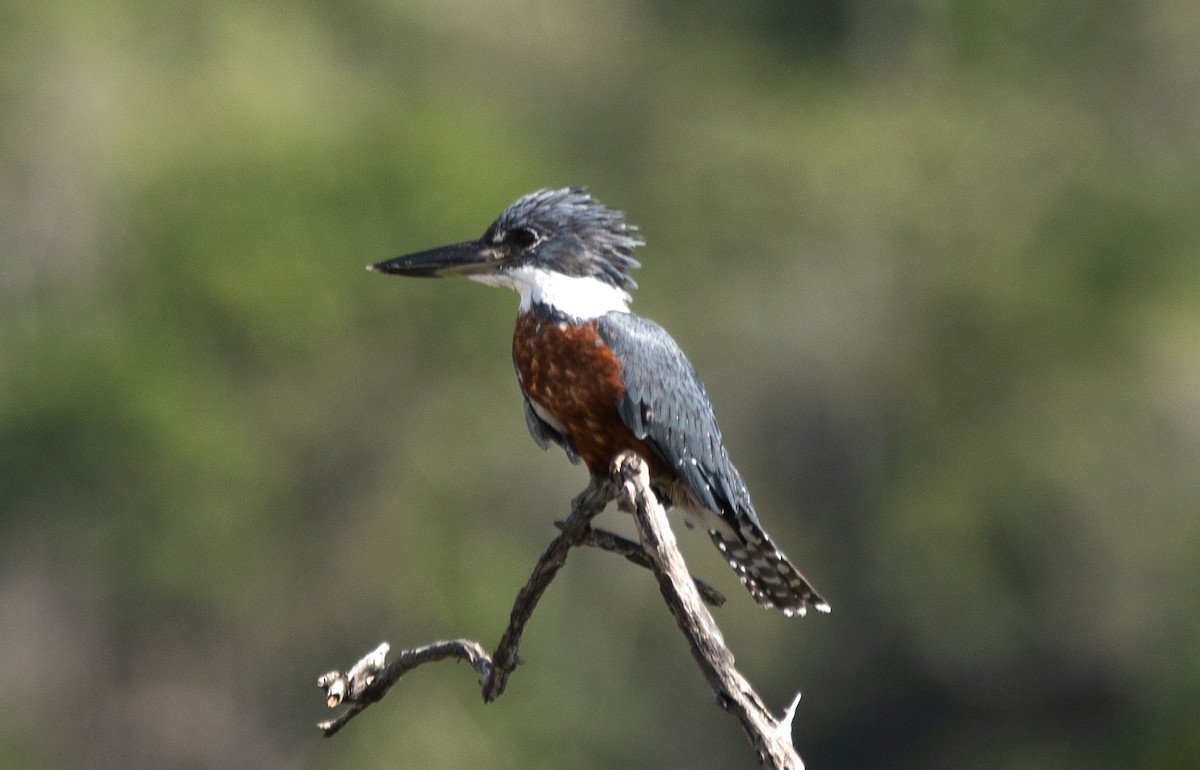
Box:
(370, 188, 828, 617)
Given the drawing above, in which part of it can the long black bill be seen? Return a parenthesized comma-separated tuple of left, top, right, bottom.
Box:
(368, 240, 501, 278)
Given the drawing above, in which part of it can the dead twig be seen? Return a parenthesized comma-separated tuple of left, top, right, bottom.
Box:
(557, 520, 727, 607)
(318, 480, 614, 736)
(614, 452, 806, 769)
(317, 453, 808, 768)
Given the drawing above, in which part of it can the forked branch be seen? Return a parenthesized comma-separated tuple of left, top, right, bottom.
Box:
(317, 453, 806, 768)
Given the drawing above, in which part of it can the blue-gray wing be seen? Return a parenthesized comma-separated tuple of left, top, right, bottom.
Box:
(601, 312, 828, 616)
(597, 311, 755, 521)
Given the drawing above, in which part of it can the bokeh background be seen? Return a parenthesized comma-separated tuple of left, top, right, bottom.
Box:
(3, 0, 1199, 767)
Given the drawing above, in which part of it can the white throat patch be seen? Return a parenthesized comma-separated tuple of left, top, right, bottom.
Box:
(471, 266, 630, 319)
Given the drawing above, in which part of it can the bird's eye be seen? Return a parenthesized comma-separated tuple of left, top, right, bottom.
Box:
(507, 227, 539, 250)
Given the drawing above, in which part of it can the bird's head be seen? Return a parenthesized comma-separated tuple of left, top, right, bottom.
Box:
(370, 188, 644, 318)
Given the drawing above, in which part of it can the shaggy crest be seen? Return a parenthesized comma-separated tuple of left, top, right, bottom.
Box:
(482, 188, 643, 293)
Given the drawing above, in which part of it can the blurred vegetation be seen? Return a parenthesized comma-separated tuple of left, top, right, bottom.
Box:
(2, 0, 1199, 767)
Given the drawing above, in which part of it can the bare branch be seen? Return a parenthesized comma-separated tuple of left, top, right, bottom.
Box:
(557, 521, 727, 607)
(613, 452, 806, 769)
(318, 640, 490, 737)
(317, 455, 810, 768)
(481, 480, 614, 701)
(318, 480, 616, 733)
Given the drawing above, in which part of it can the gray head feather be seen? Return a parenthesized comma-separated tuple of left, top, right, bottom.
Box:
(483, 188, 643, 292)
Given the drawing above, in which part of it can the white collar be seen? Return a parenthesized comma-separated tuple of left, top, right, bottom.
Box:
(471, 265, 630, 319)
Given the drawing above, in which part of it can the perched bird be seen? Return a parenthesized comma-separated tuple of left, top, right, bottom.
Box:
(370, 188, 828, 616)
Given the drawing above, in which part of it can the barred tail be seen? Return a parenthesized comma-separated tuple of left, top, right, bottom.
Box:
(709, 517, 829, 617)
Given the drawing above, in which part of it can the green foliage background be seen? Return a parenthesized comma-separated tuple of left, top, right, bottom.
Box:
(2, 1, 1198, 767)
